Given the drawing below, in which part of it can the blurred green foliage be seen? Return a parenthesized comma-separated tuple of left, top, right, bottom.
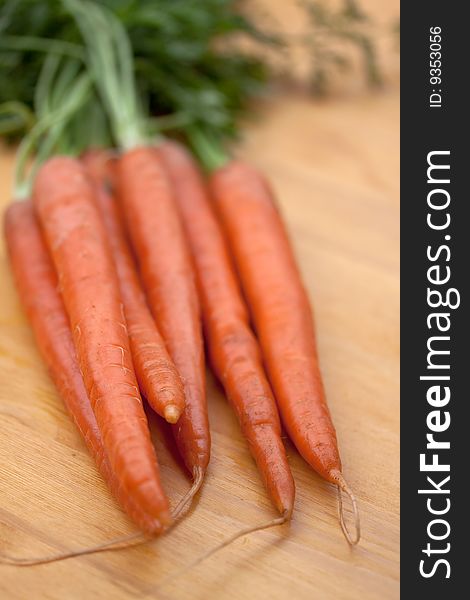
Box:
(301, 0, 382, 95)
(0, 0, 276, 141)
(0, 0, 389, 143)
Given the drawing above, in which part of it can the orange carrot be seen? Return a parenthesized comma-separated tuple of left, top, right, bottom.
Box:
(62, 2, 209, 491)
(159, 141, 295, 517)
(82, 150, 185, 425)
(4, 201, 158, 533)
(33, 156, 171, 531)
(115, 147, 210, 487)
(210, 161, 359, 543)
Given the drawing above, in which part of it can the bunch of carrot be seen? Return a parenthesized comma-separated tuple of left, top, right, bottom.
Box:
(2, 0, 359, 558)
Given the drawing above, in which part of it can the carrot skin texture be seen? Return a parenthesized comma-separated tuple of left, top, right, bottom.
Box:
(82, 150, 185, 425)
(4, 201, 159, 533)
(210, 161, 342, 484)
(33, 156, 171, 527)
(159, 141, 295, 515)
(116, 147, 210, 475)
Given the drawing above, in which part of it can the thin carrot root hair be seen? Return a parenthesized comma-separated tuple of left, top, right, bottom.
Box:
(155, 510, 290, 590)
(0, 532, 149, 567)
(0, 471, 206, 567)
(0, 500, 289, 569)
(171, 466, 205, 520)
(331, 470, 361, 546)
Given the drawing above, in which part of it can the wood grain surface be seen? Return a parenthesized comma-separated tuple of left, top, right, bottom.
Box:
(0, 2, 399, 598)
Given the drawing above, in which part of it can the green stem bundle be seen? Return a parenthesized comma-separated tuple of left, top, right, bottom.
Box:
(63, 0, 146, 150)
(13, 61, 92, 199)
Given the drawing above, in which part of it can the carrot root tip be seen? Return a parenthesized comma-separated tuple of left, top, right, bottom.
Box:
(331, 470, 361, 546)
(163, 404, 181, 424)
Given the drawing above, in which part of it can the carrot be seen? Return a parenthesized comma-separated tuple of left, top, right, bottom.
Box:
(33, 156, 171, 532)
(210, 160, 360, 544)
(158, 141, 295, 517)
(4, 200, 158, 533)
(82, 150, 185, 425)
(64, 0, 208, 498)
(115, 147, 210, 491)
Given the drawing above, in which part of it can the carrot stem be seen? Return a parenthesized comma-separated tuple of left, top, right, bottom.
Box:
(0, 34, 85, 60)
(63, 0, 146, 149)
(13, 64, 91, 199)
(187, 127, 229, 172)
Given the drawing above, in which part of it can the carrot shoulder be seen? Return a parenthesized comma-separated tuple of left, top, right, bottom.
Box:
(4, 201, 158, 533)
(159, 141, 295, 517)
(115, 147, 210, 479)
(82, 150, 185, 425)
(210, 161, 342, 484)
(33, 156, 170, 530)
